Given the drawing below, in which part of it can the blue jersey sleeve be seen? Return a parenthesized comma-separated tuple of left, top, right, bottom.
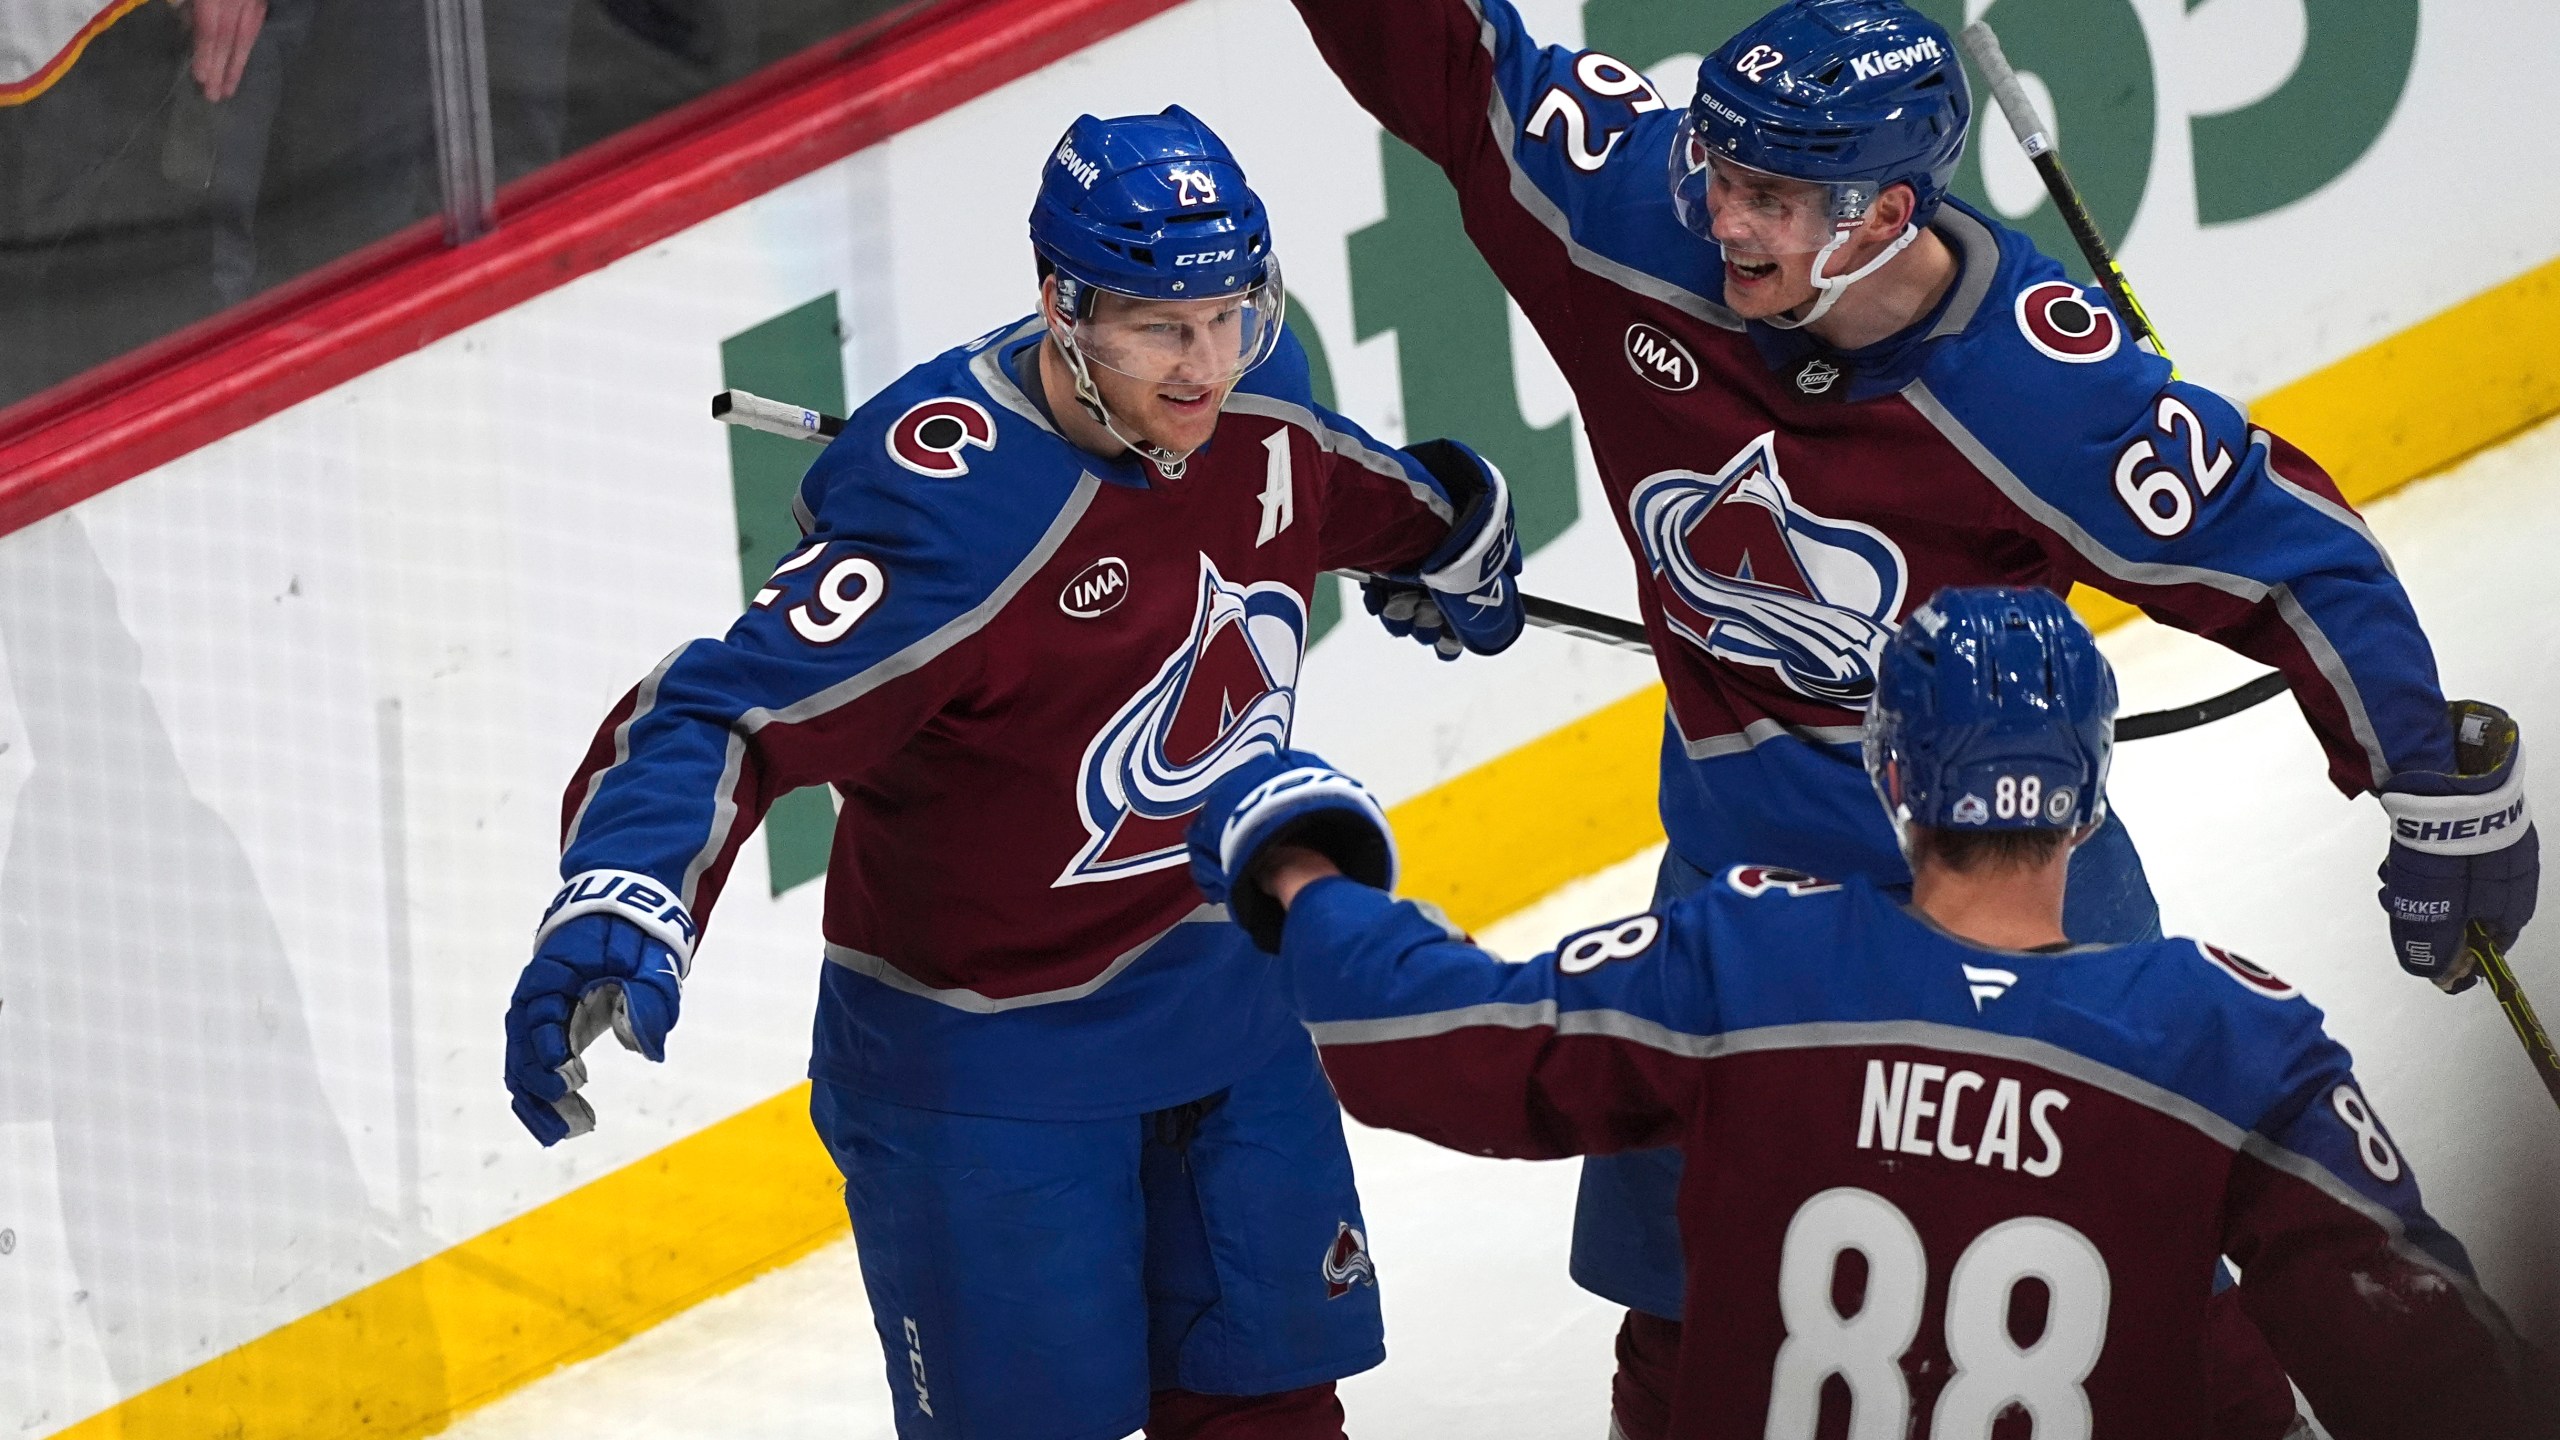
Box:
(1279, 876, 1717, 1158)
(1291, 0, 1726, 335)
(1228, 324, 1459, 576)
(1913, 262, 2454, 789)
(558, 379, 1081, 931)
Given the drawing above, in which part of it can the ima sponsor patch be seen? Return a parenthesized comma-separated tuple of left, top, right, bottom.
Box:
(1323, 1221, 1376, 1299)
(887, 397, 997, 477)
(1059, 556, 1130, 618)
(2196, 942, 2300, 1000)
(2014, 281, 2121, 365)
(1625, 322, 1699, 391)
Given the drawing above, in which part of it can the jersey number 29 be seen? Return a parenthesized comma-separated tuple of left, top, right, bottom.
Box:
(1768, 1187, 2111, 1439)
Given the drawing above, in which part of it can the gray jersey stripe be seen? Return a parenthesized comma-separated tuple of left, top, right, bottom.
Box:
(1902, 379, 2267, 601)
(2273, 582, 2393, 785)
(1924, 207, 2003, 340)
(824, 904, 1229, 1012)
(1681, 718, 1866, 762)
(969, 316, 1058, 434)
(1458, 0, 1743, 331)
(1221, 391, 1455, 523)
(2253, 429, 2397, 578)
(562, 642, 690, 855)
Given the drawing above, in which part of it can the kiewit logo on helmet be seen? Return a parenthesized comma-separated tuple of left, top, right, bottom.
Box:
(1054, 139, 1099, 190)
(1849, 35, 1944, 83)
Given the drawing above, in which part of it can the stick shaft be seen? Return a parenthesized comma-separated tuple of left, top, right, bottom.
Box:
(1957, 23, 2173, 369)
(710, 389, 2277, 739)
(2473, 927, 2560, 1114)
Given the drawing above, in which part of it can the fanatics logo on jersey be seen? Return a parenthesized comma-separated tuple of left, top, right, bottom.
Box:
(1322, 1221, 1376, 1299)
(887, 397, 998, 478)
(1624, 322, 1699, 391)
(2015, 281, 2122, 365)
(1060, 557, 1130, 618)
(1629, 432, 1909, 704)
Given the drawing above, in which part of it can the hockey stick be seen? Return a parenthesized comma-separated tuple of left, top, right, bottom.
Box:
(1957, 23, 2176, 374)
(713, 389, 2279, 740)
(2471, 926, 2560, 1112)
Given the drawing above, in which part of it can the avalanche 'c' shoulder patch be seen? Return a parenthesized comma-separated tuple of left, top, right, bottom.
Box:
(2014, 281, 2121, 365)
(888, 397, 997, 477)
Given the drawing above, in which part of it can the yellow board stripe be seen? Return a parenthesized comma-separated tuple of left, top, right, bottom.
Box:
(60, 251, 2560, 1439)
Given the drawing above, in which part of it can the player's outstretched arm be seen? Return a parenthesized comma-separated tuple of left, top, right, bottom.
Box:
(2219, 1043, 2542, 1435)
(1187, 751, 1710, 1159)
(505, 433, 1028, 1144)
(1928, 308, 2541, 978)
(1290, 0, 1679, 327)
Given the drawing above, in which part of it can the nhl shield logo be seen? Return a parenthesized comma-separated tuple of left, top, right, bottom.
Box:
(1628, 431, 1908, 704)
(1793, 358, 1843, 396)
(1057, 555, 1304, 885)
(1323, 1221, 1376, 1299)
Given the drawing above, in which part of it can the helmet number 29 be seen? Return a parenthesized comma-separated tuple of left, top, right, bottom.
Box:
(2112, 395, 2238, 540)
(1769, 1188, 2110, 1439)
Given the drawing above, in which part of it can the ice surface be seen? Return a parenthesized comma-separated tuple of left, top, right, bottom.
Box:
(445, 419, 2560, 1438)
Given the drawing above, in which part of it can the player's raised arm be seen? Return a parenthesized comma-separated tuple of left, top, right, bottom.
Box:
(2217, 1033, 2543, 1434)
(1290, 0, 1696, 329)
(504, 425, 1045, 1145)
(1185, 751, 1712, 1159)
(1919, 301, 2538, 991)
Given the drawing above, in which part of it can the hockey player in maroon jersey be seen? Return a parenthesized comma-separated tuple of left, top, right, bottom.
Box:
(1288, 0, 2540, 1429)
(1187, 586, 2548, 1439)
(501, 108, 1525, 1439)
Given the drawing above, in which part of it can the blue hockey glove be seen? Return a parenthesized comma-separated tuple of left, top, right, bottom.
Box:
(504, 871, 698, 1145)
(1187, 749, 1397, 952)
(2376, 701, 2537, 994)
(1363, 439, 1524, 661)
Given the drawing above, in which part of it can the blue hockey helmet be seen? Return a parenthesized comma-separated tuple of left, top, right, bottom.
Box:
(1030, 106, 1279, 308)
(1673, 0, 1971, 248)
(1864, 586, 2116, 837)
(1027, 107, 1287, 478)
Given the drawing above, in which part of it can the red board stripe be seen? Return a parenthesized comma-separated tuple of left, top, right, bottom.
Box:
(0, 0, 1188, 535)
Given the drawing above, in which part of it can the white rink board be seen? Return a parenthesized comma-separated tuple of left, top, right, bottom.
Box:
(4, 0, 2560, 1424)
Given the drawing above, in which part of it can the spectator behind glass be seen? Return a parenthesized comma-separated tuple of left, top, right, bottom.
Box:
(0, 0, 571, 414)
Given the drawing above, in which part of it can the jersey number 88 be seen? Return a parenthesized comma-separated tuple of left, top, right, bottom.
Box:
(1768, 1187, 2111, 1439)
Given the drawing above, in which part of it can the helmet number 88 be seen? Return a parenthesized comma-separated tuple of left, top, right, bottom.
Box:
(1767, 1187, 2111, 1439)
(1991, 775, 2041, 821)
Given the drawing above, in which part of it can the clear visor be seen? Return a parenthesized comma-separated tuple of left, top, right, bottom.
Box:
(1066, 264, 1287, 389)
(1669, 114, 1876, 257)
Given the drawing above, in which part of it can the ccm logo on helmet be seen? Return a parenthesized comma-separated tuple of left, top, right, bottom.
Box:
(887, 398, 997, 478)
(2015, 282, 2121, 364)
(1625, 323, 1698, 391)
(1174, 249, 1238, 267)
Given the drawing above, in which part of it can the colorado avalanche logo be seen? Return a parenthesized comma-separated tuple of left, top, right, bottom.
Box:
(886, 397, 996, 478)
(1057, 555, 1305, 886)
(1629, 432, 1908, 704)
(1323, 1221, 1376, 1299)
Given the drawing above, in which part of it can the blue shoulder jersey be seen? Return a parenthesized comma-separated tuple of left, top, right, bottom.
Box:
(1275, 866, 2538, 1436)
(1294, 0, 2455, 887)
(556, 316, 1460, 1118)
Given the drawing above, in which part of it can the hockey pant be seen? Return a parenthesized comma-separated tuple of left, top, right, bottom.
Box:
(812, 1029, 1383, 1440)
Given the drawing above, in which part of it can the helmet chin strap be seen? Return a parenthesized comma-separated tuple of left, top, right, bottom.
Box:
(1762, 221, 1920, 331)
(1044, 315, 1196, 481)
